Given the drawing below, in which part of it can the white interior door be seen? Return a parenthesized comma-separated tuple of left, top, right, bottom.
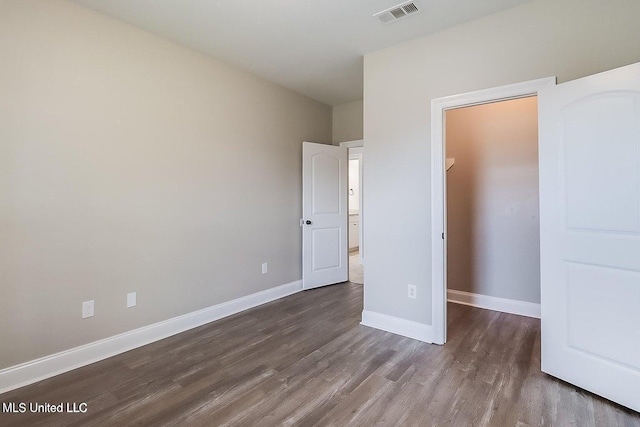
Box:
(302, 141, 348, 289)
(538, 62, 640, 412)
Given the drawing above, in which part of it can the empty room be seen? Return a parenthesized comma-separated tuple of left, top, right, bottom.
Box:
(1, 0, 639, 425)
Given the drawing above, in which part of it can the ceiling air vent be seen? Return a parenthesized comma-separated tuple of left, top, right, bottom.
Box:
(374, 1, 421, 24)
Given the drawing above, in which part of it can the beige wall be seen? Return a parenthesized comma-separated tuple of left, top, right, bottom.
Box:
(446, 97, 540, 303)
(332, 100, 363, 144)
(363, 0, 640, 325)
(0, 0, 331, 369)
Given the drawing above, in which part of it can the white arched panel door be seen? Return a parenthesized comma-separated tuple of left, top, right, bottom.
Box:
(539, 62, 640, 412)
(302, 142, 348, 290)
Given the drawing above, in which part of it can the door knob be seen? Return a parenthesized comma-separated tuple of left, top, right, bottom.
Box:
(305, 220, 312, 225)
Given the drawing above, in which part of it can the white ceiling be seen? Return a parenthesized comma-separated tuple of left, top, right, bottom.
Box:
(70, 0, 532, 106)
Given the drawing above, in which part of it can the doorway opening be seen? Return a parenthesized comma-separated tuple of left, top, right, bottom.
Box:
(348, 147, 363, 284)
(430, 77, 556, 344)
(445, 96, 540, 326)
(339, 139, 364, 285)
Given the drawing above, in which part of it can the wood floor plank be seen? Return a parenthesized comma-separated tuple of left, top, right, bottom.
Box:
(1, 282, 639, 426)
(315, 374, 399, 426)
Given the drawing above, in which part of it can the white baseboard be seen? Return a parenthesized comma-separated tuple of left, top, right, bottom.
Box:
(360, 310, 433, 343)
(0, 280, 302, 394)
(447, 289, 541, 319)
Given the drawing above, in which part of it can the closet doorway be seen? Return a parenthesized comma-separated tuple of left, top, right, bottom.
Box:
(445, 96, 540, 316)
(430, 78, 556, 344)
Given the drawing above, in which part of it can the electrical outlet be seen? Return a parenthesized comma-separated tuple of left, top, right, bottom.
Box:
(408, 284, 417, 299)
(262, 262, 268, 274)
(82, 300, 94, 318)
(127, 292, 137, 308)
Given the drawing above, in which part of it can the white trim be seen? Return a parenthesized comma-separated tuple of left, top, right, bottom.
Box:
(339, 139, 364, 148)
(447, 290, 541, 319)
(360, 310, 433, 343)
(0, 280, 302, 394)
(430, 77, 556, 345)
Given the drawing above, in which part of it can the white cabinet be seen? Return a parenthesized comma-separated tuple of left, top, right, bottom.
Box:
(349, 214, 360, 250)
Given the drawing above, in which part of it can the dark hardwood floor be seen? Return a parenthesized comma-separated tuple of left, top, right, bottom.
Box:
(1, 282, 638, 426)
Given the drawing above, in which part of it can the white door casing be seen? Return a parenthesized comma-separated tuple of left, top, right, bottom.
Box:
(340, 140, 365, 265)
(538, 62, 640, 412)
(349, 148, 364, 265)
(430, 77, 556, 345)
(302, 142, 348, 289)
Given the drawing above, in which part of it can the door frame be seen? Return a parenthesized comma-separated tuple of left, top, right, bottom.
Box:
(340, 140, 364, 265)
(430, 77, 556, 345)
